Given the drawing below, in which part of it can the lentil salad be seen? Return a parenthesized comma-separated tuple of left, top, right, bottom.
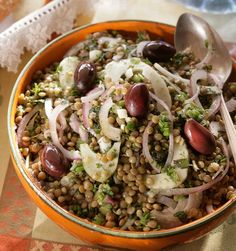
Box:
(15, 30, 236, 231)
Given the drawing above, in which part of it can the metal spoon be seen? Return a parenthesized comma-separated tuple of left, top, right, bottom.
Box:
(174, 13, 236, 163)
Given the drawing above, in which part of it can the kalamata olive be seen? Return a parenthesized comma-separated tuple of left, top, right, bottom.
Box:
(143, 41, 176, 63)
(40, 145, 69, 178)
(184, 119, 216, 155)
(74, 61, 96, 95)
(125, 83, 149, 118)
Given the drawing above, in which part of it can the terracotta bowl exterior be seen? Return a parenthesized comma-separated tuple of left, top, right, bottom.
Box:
(8, 20, 236, 251)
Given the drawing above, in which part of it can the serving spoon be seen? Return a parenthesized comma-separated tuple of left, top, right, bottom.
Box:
(174, 13, 236, 163)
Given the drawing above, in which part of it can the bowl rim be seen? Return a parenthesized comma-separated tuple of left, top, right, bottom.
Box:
(8, 19, 236, 239)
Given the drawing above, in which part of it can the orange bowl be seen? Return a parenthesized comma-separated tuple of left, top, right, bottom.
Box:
(8, 20, 236, 251)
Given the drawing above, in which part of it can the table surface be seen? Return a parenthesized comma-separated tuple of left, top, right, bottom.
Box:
(1, 0, 236, 250)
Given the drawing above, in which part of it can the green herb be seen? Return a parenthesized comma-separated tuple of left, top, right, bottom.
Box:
(175, 92, 188, 103)
(101, 184, 114, 196)
(118, 100, 125, 108)
(174, 211, 187, 222)
(16, 105, 25, 115)
(56, 65, 63, 73)
(204, 39, 209, 49)
(69, 86, 79, 97)
(92, 184, 98, 193)
(155, 225, 161, 230)
(179, 104, 205, 122)
(140, 212, 150, 226)
(71, 163, 84, 175)
(158, 113, 170, 138)
(96, 192, 106, 205)
(172, 53, 184, 66)
(164, 165, 180, 183)
(32, 83, 43, 96)
(174, 158, 189, 169)
(96, 163, 102, 169)
(142, 58, 152, 65)
(130, 57, 141, 64)
(76, 139, 84, 150)
(99, 204, 112, 215)
(93, 213, 105, 225)
(126, 120, 137, 132)
(132, 73, 144, 83)
(175, 195, 186, 201)
(136, 31, 149, 43)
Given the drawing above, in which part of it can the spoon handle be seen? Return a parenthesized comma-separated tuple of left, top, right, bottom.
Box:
(220, 94, 236, 163)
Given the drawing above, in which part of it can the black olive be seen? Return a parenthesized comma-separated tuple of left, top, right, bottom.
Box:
(74, 61, 97, 95)
(143, 41, 176, 63)
(40, 145, 69, 178)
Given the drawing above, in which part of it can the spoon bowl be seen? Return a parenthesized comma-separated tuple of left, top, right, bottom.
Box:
(175, 13, 236, 164)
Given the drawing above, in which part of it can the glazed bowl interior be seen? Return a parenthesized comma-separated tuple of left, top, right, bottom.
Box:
(8, 20, 236, 241)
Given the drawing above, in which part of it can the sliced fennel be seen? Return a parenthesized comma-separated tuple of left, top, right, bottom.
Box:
(145, 139, 189, 190)
(104, 58, 172, 109)
(58, 56, 79, 88)
(80, 142, 121, 183)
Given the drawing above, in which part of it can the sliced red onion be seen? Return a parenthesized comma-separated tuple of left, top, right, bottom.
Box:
(184, 85, 200, 105)
(150, 210, 182, 229)
(208, 95, 221, 119)
(142, 121, 161, 173)
(225, 42, 236, 63)
(69, 113, 88, 142)
(64, 41, 87, 57)
(206, 203, 214, 214)
(156, 195, 177, 209)
(48, 101, 81, 160)
(101, 86, 116, 100)
(17, 105, 41, 147)
(58, 111, 67, 144)
(212, 165, 224, 180)
(104, 195, 117, 207)
(161, 75, 182, 94)
(44, 98, 53, 119)
(209, 73, 223, 89)
(99, 98, 121, 141)
(120, 218, 136, 230)
(154, 63, 189, 86)
(82, 101, 97, 137)
(81, 85, 105, 103)
(189, 70, 208, 107)
(159, 137, 229, 196)
(184, 192, 202, 211)
(209, 121, 225, 137)
(112, 54, 123, 61)
(225, 98, 236, 112)
(136, 41, 150, 57)
(98, 36, 121, 47)
(149, 92, 174, 167)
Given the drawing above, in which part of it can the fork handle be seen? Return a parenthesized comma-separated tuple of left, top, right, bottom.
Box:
(220, 94, 236, 163)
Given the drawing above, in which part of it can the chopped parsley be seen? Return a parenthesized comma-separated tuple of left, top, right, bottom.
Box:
(179, 104, 205, 122)
(172, 52, 184, 66)
(31, 83, 43, 96)
(126, 120, 137, 132)
(174, 211, 187, 222)
(136, 31, 149, 43)
(175, 92, 188, 103)
(132, 73, 144, 83)
(96, 163, 102, 169)
(159, 113, 170, 138)
(56, 65, 63, 73)
(164, 165, 180, 183)
(174, 158, 189, 169)
(70, 163, 84, 175)
(140, 212, 150, 226)
(203, 64, 212, 72)
(93, 213, 105, 225)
